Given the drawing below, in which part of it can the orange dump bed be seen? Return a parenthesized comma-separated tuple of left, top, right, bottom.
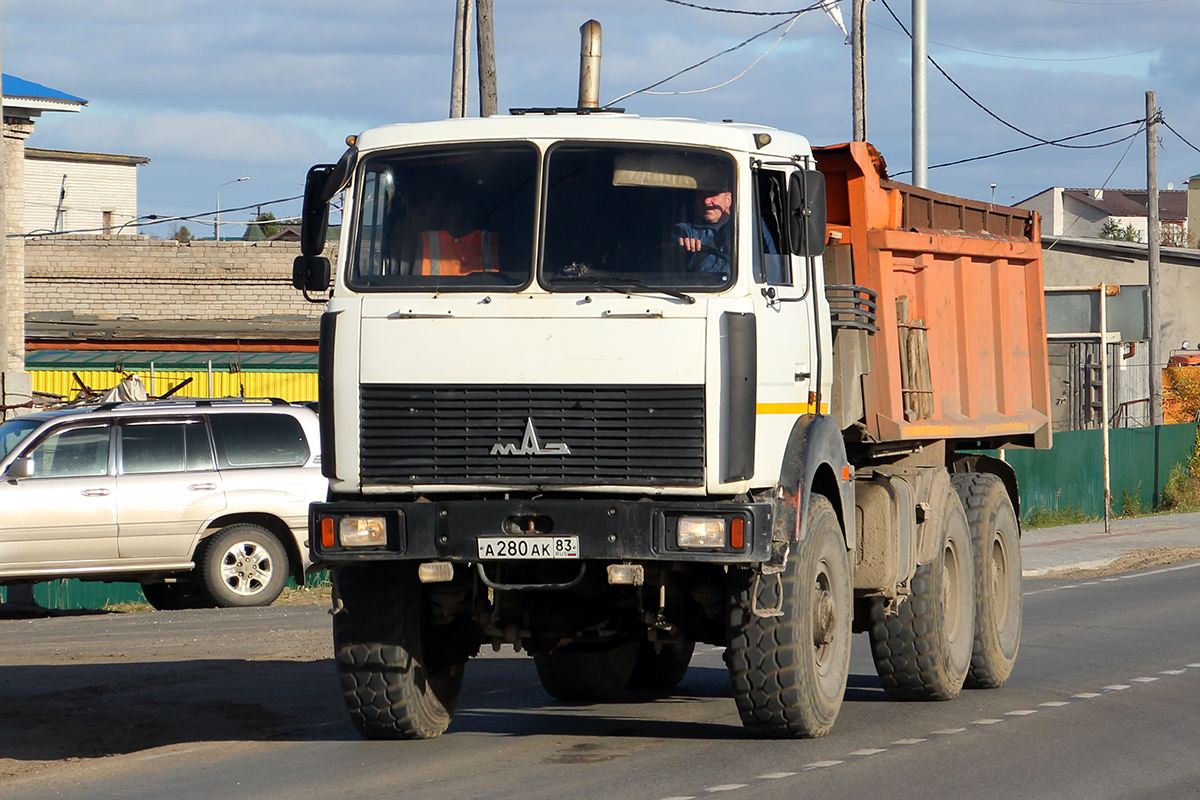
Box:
(816, 142, 1051, 449)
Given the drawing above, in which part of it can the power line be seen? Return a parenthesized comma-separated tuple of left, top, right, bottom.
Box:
(891, 121, 1144, 176)
(605, 5, 825, 107)
(15, 194, 303, 239)
(659, 0, 811, 15)
(1162, 119, 1200, 155)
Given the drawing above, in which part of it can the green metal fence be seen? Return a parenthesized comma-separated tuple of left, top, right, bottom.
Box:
(1005, 422, 1199, 519)
(0, 572, 330, 611)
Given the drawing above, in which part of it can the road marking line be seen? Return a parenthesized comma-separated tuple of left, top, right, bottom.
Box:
(1039, 701, 1070, 707)
(850, 748, 888, 756)
(1104, 684, 1131, 691)
(705, 785, 747, 793)
(1131, 677, 1159, 683)
(1187, 663, 1200, 668)
(972, 718, 1004, 725)
(1005, 710, 1038, 716)
(661, 796, 696, 800)
(757, 772, 797, 780)
(1161, 669, 1186, 675)
(1073, 692, 1102, 698)
(933, 727, 967, 735)
(803, 760, 844, 770)
(893, 738, 927, 745)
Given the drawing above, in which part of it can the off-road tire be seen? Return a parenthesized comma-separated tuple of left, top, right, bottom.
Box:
(333, 563, 466, 740)
(727, 494, 852, 738)
(140, 580, 215, 611)
(951, 472, 1022, 689)
(868, 480, 975, 700)
(199, 523, 289, 608)
(627, 641, 696, 691)
(534, 641, 640, 702)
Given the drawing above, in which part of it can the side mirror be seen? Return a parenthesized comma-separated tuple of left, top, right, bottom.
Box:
(300, 163, 335, 258)
(787, 170, 828, 258)
(293, 255, 331, 292)
(4, 457, 34, 480)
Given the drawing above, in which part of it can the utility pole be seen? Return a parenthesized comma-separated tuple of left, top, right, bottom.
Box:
(911, 0, 928, 187)
(476, 0, 497, 116)
(449, 0, 473, 118)
(1147, 90, 1163, 426)
(851, 0, 867, 141)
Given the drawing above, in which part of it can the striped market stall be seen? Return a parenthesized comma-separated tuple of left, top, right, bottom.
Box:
(28, 349, 318, 403)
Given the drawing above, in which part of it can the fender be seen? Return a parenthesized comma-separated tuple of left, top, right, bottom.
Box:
(768, 413, 855, 568)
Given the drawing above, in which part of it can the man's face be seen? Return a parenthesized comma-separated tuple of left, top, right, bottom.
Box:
(700, 189, 732, 225)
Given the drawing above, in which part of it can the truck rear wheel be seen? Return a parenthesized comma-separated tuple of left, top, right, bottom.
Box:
(534, 641, 640, 702)
(952, 472, 1022, 689)
(868, 481, 974, 700)
(627, 641, 695, 691)
(333, 563, 466, 739)
(727, 494, 852, 738)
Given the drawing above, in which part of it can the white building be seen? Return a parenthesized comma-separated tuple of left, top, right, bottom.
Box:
(24, 148, 149, 236)
(1018, 186, 1188, 244)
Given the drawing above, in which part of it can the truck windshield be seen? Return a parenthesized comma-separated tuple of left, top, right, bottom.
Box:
(347, 144, 538, 291)
(542, 144, 736, 292)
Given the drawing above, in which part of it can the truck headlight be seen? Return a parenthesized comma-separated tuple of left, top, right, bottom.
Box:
(339, 516, 387, 547)
(677, 516, 726, 548)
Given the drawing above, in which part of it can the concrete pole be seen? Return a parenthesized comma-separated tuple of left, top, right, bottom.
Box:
(1147, 91, 1164, 426)
(450, 0, 473, 118)
(911, 0, 928, 187)
(578, 20, 602, 109)
(1100, 284, 1111, 535)
(476, 0, 498, 117)
(852, 0, 867, 141)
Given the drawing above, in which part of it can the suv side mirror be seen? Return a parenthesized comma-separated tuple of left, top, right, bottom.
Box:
(4, 457, 34, 480)
(787, 170, 827, 258)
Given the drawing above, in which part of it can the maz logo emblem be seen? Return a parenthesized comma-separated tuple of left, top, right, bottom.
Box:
(491, 418, 571, 456)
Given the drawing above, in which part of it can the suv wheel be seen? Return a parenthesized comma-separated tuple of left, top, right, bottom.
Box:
(200, 523, 289, 607)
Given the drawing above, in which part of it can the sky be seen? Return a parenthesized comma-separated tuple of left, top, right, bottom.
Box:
(5, 0, 1199, 239)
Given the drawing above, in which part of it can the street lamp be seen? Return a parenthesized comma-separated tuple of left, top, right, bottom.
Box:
(215, 176, 249, 241)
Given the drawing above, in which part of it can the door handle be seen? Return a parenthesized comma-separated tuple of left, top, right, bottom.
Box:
(188, 483, 218, 491)
(81, 488, 111, 497)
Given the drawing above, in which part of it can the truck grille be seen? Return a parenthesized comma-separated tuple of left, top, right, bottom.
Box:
(359, 384, 705, 486)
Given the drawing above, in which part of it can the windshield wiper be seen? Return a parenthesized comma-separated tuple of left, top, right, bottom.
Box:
(550, 275, 696, 305)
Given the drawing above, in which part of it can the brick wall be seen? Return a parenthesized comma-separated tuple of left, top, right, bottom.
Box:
(25, 235, 333, 322)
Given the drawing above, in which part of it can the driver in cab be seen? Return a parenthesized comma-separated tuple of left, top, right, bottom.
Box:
(675, 183, 734, 274)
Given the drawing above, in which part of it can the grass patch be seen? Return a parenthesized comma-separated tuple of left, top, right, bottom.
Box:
(1022, 506, 1097, 529)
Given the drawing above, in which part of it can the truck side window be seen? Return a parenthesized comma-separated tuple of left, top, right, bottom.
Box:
(753, 169, 789, 286)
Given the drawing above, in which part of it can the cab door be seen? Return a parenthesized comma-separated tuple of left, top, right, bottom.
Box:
(116, 417, 226, 560)
(0, 423, 118, 568)
(748, 167, 817, 478)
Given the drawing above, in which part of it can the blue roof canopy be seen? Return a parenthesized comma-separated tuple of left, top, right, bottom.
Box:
(2, 74, 86, 104)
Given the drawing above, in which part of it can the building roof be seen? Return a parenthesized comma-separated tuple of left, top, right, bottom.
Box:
(25, 147, 149, 167)
(1061, 188, 1188, 222)
(2, 74, 86, 113)
(1042, 234, 1200, 264)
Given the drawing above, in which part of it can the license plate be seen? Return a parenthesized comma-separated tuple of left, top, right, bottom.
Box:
(477, 536, 579, 560)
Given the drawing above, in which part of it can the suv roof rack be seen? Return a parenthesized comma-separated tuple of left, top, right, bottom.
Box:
(90, 396, 293, 412)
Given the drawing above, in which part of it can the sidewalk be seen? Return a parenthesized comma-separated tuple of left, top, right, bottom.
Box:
(1021, 510, 1200, 577)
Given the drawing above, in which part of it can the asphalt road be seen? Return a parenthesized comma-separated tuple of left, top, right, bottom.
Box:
(4, 560, 1200, 800)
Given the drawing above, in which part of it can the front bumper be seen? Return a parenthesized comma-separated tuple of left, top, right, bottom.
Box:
(310, 497, 772, 565)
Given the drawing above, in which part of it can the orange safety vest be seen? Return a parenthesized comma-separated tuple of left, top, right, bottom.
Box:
(419, 230, 500, 276)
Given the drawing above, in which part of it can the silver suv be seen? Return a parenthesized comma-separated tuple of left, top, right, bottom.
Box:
(0, 398, 327, 609)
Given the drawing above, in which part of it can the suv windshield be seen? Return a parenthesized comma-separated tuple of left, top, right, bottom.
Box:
(0, 418, 41, 461)
(542, 144, 736, 292)
(348, 143, 538, 291)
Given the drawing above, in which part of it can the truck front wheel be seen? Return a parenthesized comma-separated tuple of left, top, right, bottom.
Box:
(952, 472, 1022, 688)
(727, 494, 852, 738)
(333, 563, 466, 739)
(868, 481, 975, 700)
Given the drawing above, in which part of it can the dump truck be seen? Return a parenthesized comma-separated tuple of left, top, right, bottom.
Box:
(292, 107, 1050, 740)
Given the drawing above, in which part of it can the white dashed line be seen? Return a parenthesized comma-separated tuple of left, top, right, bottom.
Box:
(660, 796, 695, 800)
(850, 748, 888, 756)
(705, 785, 747, 793)
(1073, 692, 1102, 698)
(757, 773, 797, 780)
(1161, 669, 1187, 675)
(1039, 701, 1070, 707)
(803, 760, 844, 770)
(1005, 709, 1038, 716)
(1131, 677, 1159, 683)
(893, 738, 927, 745)
(933, 727, 967, 735)
(972, 718, 1004, 725)
(1104, 684, 1131, 691)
